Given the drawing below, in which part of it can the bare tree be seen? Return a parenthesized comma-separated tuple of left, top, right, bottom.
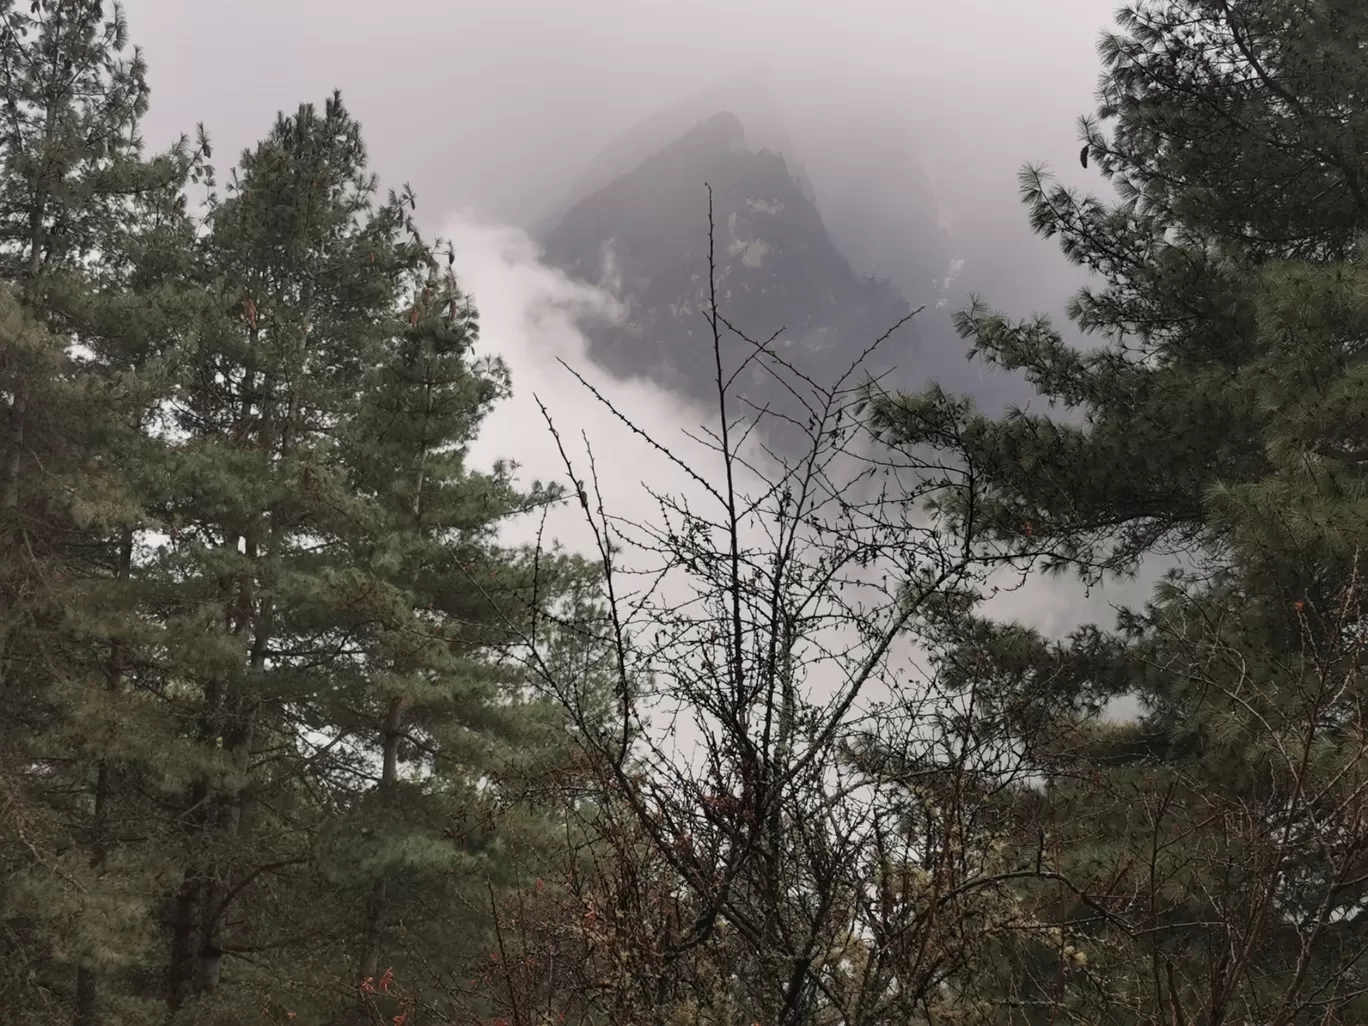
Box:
(430, 187, 1053, 1026)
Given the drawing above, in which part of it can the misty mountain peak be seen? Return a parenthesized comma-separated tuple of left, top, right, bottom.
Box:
(676, 109, 748, 153)
(536, 108, 915, 407)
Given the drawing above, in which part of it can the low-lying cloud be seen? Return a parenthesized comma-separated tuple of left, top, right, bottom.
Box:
(450, 214, 1155, 740)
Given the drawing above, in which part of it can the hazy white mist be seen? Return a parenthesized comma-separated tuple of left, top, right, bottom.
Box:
(449, 215, 1156, 734)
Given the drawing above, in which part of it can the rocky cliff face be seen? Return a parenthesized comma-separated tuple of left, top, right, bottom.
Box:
(536, 110, 918, 415)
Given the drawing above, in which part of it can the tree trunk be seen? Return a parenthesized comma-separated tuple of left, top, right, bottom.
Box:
(359, 696, 405, 983)
(73, 528, 133, 1026)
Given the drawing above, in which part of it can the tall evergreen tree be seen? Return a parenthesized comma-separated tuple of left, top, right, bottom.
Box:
(324, 219, 597, 1010)
(128, 91, 600, 1025)
(864, 0, 1368, 1022)
(0, 3, 208, 1022)
(144, 92, 425, 1017)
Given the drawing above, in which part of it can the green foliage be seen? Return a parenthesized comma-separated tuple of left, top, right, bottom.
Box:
(866, 1, 1368, 1022)
(0, 9, 603, 1024)
(0, 4, 210, 1023)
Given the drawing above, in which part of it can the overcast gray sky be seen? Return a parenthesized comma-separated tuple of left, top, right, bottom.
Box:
(125, 0, 1114, 233)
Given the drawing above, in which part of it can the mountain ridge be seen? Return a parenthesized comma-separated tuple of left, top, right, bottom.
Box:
(533, 67, 810, 237)
(535, 108, 918, 414)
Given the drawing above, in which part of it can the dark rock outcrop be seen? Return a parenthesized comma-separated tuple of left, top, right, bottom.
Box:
(536, 110, 917, 419)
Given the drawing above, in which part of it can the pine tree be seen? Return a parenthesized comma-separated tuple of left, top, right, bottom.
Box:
(133, 91, 601, 1024)
(325, 223, 595, 1006)
(863, 1, 1368, 1021)
(0, 3, 208, 1022)
(141, 91, 415, 1018)
(871, 0, 1368, 582)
